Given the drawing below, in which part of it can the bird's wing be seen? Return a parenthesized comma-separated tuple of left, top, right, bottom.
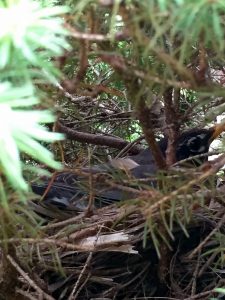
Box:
(31, 161, 159, 214)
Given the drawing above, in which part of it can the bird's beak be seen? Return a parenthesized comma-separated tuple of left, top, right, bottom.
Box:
(210, 122, 225, 142)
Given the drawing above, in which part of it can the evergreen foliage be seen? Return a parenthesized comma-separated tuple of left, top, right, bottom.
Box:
(1, 0, 225, 299)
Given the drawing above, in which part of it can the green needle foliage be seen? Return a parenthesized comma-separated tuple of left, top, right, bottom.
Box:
(0, 83, 63, 192)
(211, 288, 225, 300)
(0, 0, 70, 195)
(0, 0, 70, 71)
(1, 0, 225, 298)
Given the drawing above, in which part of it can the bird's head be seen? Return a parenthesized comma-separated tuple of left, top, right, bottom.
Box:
(175, 123, 225, 163)
(123, 123, 225, 169)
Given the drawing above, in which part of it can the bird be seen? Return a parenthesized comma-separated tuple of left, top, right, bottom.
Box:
(129, 125, 224, 165)
(31, 123, 225, 213)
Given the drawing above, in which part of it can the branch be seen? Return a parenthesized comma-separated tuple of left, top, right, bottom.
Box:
(164, 87, 180, 165)
(56, 121, 140, 154)
(135, 98, 167, 169)
(7, 255, 54, 300)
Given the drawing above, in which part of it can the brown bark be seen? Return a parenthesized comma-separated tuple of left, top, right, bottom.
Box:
(56, 121, 140, 154)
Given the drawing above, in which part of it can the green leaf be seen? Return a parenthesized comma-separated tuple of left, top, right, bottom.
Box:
(214, 287, 225, 295)
(0, 122, 28, 191)
(16, 133, 62, 170)
(0, 82, 64, 194)
(0, 0, 71, 82)
(0, 36, 11, 68)
(212, 6, 224, 50)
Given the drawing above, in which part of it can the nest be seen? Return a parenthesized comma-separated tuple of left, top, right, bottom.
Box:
(8, 198, 225, 300)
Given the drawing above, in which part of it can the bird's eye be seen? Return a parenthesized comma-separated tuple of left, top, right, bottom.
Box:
(187, 137, 198, 148)
(187, 136, 207, 153)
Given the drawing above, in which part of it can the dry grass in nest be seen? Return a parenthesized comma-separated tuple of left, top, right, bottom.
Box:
(3, 198, 222, 300)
